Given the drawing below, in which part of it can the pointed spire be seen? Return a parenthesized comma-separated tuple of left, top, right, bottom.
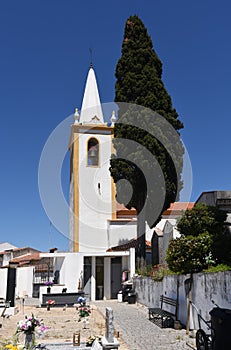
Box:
(79, 66, 104, 124)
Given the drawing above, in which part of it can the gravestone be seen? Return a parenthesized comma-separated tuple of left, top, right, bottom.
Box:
(91, 339, 102, 350)
(101, 307, 120, 350)
(105, 307, 114, 343)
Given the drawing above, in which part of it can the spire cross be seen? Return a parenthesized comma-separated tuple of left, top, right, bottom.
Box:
(89, 48, 93, 68)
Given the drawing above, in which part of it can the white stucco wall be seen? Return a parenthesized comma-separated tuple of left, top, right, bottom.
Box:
(16, 266, 34, 298)
(107, 221, 137, 248)
(0, 268, 8, 299)
(2, 253, 12, 267)
(57, 253, 83, 292)
(78, 131, 114, 252)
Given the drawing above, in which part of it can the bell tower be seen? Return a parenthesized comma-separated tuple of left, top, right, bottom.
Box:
(69, 66, 116, 252)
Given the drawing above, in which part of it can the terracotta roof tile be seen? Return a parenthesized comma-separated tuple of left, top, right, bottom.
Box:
(107, 238, 151, 252)
(163, 202, 194, 215)
(10, 253, 41, 265)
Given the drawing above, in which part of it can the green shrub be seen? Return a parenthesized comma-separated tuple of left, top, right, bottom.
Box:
(166, 233, 212, 274)
(151, 265, 175, 281)
(203, 264, 231, 273)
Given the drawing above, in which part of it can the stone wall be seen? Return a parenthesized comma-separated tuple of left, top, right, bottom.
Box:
(133, 271, 231, 329)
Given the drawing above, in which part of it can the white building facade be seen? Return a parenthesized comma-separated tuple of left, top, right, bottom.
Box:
(66, 66, 136, 300)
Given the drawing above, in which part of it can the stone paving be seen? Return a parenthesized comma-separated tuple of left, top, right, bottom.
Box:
(92, 300, 196, 350)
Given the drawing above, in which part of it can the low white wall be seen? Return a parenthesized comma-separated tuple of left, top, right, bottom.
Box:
(133, 271, 231, 329)
(0, 269, 8, 299)
(58, 253, 83, 292)
(16, 266, 34, 298)
(0, 267, 34, 300)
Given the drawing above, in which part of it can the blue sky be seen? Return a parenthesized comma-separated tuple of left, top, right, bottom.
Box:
(1, 0, 231, 251)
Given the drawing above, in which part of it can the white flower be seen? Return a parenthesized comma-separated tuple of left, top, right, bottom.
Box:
(26, 320, 32, 327)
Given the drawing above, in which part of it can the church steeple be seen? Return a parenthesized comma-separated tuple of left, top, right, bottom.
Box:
(79, 66, 104, 124)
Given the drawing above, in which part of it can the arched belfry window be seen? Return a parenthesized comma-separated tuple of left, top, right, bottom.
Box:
(87, 138, 99, 166)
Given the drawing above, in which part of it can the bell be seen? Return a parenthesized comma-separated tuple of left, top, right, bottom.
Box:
(88, 148, 97, 158)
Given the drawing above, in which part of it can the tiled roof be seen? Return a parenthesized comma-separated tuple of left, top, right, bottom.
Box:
(107, 238, 151, 252)
(116, 201, 194, 218)
(9, 253, 41, 266)
(163, 202, 194, 215)
(0, 246, 40, 255)
(116, 202, 137, 216)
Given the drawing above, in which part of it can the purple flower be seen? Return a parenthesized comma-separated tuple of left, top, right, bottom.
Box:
(45, 281, 54, 286)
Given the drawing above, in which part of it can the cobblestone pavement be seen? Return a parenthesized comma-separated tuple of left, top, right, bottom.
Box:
(92, 300, 196, 350)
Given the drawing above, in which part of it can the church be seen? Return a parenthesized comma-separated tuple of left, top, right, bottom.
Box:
(46, 64, 192, 301)
(68, 65, 137, 254)
(64, 65, 137, 300)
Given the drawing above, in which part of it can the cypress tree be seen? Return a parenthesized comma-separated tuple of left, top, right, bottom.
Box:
(110, 15, 184, 267)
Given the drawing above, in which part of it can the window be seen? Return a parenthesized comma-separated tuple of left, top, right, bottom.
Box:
(87, 138, 99, 166)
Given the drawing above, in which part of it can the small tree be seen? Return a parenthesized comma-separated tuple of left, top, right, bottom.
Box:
(166, 233, 212, 273)
(166, 203, 231, 273)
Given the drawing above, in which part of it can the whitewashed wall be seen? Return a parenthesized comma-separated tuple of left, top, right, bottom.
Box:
(107, 221, 137, 248)
(16, 266, 34, 298)
(78, 133, 113, 252)
(57, 253, 83, 292)
(0, 269, 8, 299)
(133, 271, 231, 329)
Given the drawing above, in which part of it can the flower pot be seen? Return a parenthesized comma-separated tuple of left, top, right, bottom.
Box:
(24, 332, 35, 349)
(47, 305, 50, 311)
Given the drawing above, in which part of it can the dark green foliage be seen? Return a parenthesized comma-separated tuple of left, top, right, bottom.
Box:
(167, 203, 231, 273)
(166, 233, 212, 274)
(110, 15, 184, 230)
(115, 17, 182, 129)
(177, 203, 227, 237)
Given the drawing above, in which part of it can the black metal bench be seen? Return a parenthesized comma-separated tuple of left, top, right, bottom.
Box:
(148, 295, 178, 328)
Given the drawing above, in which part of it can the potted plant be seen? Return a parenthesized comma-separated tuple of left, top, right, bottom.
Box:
(46, 299, 55, 311)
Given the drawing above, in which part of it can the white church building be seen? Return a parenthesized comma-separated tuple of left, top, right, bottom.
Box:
(45, 65, 138, 301)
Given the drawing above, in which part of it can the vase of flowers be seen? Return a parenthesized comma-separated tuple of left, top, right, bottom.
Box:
(45, 281, 54, 293)
(24, 332, 35, 349)
(76, 296, 91, 328)
(46, 299, 55, 311)
(78, 305, 91, 328)
(77, 296, 86, 306)
(15, 313, 47, 350)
